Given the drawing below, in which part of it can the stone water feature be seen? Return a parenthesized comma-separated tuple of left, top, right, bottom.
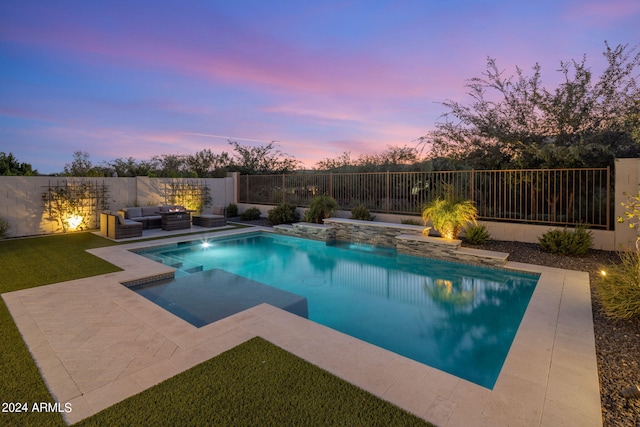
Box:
(273, 217, 509, 267)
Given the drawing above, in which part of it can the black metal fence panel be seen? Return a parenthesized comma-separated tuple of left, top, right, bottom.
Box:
(239, 168, 611, 229)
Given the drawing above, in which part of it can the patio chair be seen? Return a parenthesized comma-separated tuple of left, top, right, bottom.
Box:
(105, 212, 143, 239)
(192, 206, 227, 228)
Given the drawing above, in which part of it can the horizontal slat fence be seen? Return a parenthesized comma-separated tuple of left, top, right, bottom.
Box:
(239, 167, 611, 229)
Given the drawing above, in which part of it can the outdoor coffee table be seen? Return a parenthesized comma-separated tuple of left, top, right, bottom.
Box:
(157, 210, 192, 231)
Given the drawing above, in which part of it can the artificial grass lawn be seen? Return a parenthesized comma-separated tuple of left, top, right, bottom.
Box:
(78, 337, 433, 427)
(0, 231, 435, 426)
(0, 232, 122, 293)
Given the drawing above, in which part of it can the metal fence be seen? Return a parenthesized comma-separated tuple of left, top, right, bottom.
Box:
(239, 167, 612, 229)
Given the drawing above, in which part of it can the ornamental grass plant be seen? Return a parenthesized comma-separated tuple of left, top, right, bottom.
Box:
(597, 251, 640, 319)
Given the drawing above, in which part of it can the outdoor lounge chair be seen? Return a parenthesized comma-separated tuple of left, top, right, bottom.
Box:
(192, 206, 227, 228)
(103, 212, 143, 239)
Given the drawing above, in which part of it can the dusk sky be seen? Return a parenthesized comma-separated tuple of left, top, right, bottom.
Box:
(1, 1, 639, 174)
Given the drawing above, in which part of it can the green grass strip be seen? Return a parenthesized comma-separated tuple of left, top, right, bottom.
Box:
(77, 337, 433, 427)
(0, 233, 121, 293)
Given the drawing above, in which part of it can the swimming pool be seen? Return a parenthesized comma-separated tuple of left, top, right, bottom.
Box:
(133, 232, 538, 389)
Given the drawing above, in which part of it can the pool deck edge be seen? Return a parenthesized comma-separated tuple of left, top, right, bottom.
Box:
(2, 229, 602, 426)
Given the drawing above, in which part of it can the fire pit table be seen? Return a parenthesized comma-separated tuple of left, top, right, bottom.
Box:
(158, 210, 192, 231)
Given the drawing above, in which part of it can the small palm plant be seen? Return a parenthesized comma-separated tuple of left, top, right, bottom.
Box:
(421, 198, 478, 239)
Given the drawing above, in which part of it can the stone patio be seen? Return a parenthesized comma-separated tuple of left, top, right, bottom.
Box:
(2, 227, 602, 425)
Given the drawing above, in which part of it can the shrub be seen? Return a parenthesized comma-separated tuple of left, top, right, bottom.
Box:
(0, 216, 11, 239)
(464, 224, 491, 245)
(267, 203, 300, 225)
(304, 195, 338, 224)
(240, 207, 262, 220)
(226, 203, 238, 217)
(421, 198, 477, 239)
(596, 251, 640, 319)
(349, 205, 375, 221)
(538, 226, 593, 256)
(618, 191, 640, 250)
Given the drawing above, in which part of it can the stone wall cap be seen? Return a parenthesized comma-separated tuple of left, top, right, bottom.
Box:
(273, 224, 294, 230)
(293, 222, 334, 229)
(323, 217, 425, 231)
(457, 247, 509, 261)
(395, 233, 459, 246)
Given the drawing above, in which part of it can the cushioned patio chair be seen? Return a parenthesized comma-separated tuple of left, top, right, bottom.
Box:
(105, 212, 143, 239)
(192, 206, 227, 228)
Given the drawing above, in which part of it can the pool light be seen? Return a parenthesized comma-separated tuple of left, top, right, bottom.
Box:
(201, 241, 211, 248)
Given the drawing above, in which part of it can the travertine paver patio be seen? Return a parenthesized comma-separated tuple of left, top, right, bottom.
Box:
(2, 227, 602, 425)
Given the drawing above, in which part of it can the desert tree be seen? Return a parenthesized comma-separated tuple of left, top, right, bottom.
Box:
(420, 42, 640, 169)
(227, 140, 300, 174)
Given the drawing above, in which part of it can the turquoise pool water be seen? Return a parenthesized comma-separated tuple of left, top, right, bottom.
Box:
(133, 232, 538, 389)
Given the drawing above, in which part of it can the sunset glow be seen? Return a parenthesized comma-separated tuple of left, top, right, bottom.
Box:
(1, 1, 638, 173)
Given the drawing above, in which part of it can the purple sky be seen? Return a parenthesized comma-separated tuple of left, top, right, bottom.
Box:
(1, 1, 639, 174)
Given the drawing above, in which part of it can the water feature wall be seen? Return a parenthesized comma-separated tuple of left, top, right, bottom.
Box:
(323, 218, 424, 247)
(273, 218, 509, 268)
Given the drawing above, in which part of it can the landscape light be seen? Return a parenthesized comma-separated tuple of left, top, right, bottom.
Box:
(65, 215, 83, 231)
(621, 385, 640, 399)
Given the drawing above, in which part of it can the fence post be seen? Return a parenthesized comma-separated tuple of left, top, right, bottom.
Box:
(606, 165, 611, 230)
(282, 174, 286, 203)
(330, 173, 333, 198)
(386, 171, 390, 213)
(470, 170, 475, 202)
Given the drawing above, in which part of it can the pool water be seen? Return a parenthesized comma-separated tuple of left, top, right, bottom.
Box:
(134, 232, 538, 389)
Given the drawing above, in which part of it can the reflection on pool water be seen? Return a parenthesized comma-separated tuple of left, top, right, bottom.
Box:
(133, 232, 539, 389)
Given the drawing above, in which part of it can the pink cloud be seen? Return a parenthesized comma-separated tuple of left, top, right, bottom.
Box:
(563, 0, 640, 26)
(0, 11, 438, 104)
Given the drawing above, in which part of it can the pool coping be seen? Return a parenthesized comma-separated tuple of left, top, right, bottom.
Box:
(2, 227, 602, 425)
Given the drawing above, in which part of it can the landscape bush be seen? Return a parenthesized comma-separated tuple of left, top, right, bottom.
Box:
(349, 205, 375, 221)
(226, 203, 238, 217)
(597, 251, 640, 319)
(304, 195, 338, 224)
(0, 216, 11, 239)
(538, 226, 593, 256)
(464, 224, 491, 245)
(267, 203, 300, 225)
(240, 207, 262, 221)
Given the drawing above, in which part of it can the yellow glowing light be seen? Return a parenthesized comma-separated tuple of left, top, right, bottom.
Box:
(600, 270, 607, 277)
(65, 215, 83, 230)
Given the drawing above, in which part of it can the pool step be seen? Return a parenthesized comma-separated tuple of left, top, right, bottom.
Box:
(150, 253, 204, 275)
(183, 265, 204, 274)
